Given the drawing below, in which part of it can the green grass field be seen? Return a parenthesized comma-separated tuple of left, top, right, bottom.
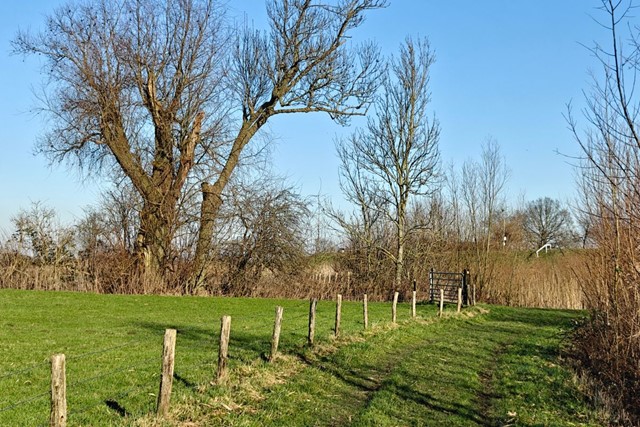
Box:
(0, 289, 603, 426)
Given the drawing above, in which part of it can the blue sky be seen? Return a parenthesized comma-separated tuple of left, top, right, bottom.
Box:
(0, 1, 607, 232)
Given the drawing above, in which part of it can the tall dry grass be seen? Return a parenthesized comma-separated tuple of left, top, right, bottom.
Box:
(1, 247, 590, 307)
(481, 250, 586, 309)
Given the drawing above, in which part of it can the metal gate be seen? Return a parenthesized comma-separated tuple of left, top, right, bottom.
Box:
(429, 269, 470, 306)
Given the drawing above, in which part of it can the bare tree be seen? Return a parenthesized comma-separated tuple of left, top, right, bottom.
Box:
(566, 0, 640, 421)
(219, 178, 309, 293)
(193, 0, 387, 287)
(444, 162, 463, 244)
(460, 159, 481, 244)
(14, 0, 228, 284)
(14, 0, 386, 289)
(11, 202, 75, 266)
(522, 197, 574, 249)
(99, 181, 142, 253)
(478, 138, 510, 253)
(459, 139, 509, 294)
(338, 37, 440, 290)
(330, 138, 386, 278)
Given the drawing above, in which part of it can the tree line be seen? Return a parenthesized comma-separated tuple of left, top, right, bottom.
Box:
(4, 0, 580, 296)
(0, 171, 579, 296)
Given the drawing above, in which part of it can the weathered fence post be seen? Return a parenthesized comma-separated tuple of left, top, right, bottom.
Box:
(217, 316, 231, 383)
(462, 269, 469, 306)
(412, 280, 417, 318)
(467, 269, 475, 306)
(335, 294, 342, 337)
(50, 354, 66, 427)
(392, 291, 399, 323)
(308, 298, 317, 346)
(363, 293, 369, 329)
(270, 306, 284, 362)
(157, 329, 177, 418)
(439, 288, 444, 317)
(429, 268, 434, 303)
(457, 287, 463, 313)
(472, 282, 476, 305)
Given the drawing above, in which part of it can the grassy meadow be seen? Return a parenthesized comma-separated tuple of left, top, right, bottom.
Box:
(0, 289, 421, 425)
(0, 289, 603, 426)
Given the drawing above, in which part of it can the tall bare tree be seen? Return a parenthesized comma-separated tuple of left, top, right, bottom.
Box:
(192, 0, 387, 287)
(330, 139, 385, 278)
(457, 139, 509, 295)
(14, 0, 386, 289)
(460, 159, 481, 243)
(338, 37, 440, 290)
(478, 138, 509, 253)
(566, 1, 640, 420)
(14, 0, 228, 283)
(478, 139, 509, 286)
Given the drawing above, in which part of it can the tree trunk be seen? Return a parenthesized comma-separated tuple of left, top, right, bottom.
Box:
(190, 116, 269, 291)
(395, 209, 406, 290)
(190, 182, 224, 290)
(135, 198, 176, 290)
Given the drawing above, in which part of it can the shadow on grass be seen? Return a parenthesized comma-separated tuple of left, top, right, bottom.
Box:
(105, 399, 130, 418)
(487, 306, 582, 328)
(387, 380, 490, 426)
(296, 336, 493, 426)
(174, 372, 198, 391)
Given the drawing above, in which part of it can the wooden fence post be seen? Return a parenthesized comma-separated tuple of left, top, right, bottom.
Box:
(439, 288, 444, 317)
(429, 269, 434, 303)
(217, 316, 231, 383)
(462, 269, 469, 306)
(308, 298, 317, 346)
(411, 290, 417, 318)
(457, 287, 463, 313)
(363, 293, 369, 329)
(157, 329, 177, 418)
(334, 294, 342, 337)
(50, 354, 66, 427)
(392, 291, 399, 323)
(469, 270, 476, 306)
(270, 306, 284, 362)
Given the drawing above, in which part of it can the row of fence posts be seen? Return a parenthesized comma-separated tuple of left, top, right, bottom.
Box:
(311, 271, 352, 285)
(48, 288, 465, 426)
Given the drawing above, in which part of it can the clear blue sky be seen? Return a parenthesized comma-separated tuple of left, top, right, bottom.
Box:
(0, 1, 607, 232)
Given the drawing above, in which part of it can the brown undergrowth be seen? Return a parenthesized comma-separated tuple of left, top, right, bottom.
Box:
(0, 248, 588, 307)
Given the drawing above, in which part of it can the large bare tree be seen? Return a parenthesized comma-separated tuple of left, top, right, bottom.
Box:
(14, 0, 228, 285)
(14, 0, 386, 289)
(193, 0, 386, 287)
(338, 37, 440, 290)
